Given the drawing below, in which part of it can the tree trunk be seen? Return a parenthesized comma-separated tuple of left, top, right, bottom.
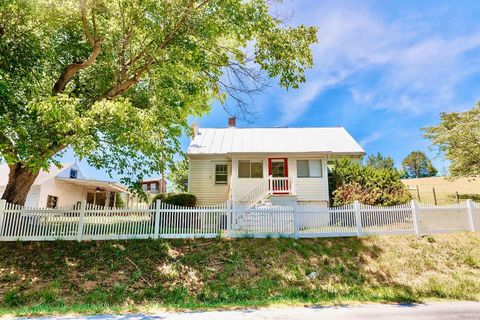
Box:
(1, 163, 39, 205)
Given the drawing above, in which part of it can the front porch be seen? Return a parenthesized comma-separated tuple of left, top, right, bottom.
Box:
(229, 156, 329, 207)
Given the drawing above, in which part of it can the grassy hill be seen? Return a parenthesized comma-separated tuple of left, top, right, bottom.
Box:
(1, 233, 480, 317)
(402, 176, 480, 205)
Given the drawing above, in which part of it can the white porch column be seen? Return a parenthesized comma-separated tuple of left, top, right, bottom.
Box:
(231, 159, 238, 200)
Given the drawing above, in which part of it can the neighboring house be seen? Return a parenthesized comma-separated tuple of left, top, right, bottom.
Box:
(187, 118, 365, 206)
(141, 178, 167, 194)
(0, 163, 130, 208)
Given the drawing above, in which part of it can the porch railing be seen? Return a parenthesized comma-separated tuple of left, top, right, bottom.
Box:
(269, 177, 293, 194)
(236, 176, 295, 207)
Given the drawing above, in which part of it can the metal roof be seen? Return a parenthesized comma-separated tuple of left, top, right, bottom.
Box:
(56, 178, 129, 193)
(187, 127, 365, 155)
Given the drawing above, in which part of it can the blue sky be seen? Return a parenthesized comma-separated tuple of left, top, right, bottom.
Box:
(62, 0, 480, 180)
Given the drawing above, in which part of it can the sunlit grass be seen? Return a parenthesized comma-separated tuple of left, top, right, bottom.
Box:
(0, 233, 479, 317)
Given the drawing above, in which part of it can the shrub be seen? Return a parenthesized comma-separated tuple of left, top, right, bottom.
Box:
(152, 193, 197, 207)
(330, 159, 411, 206)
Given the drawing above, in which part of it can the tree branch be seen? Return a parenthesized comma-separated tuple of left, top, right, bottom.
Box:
(52, 40, 102, 94)
(80, 0, 95, 48)
(97, 0, 212, 101)
(52, 0, 102, 94)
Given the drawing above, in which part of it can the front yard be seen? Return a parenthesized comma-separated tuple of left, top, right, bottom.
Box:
(1, 233, 479, 317)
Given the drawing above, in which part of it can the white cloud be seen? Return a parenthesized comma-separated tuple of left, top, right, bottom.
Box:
(359, 130, 382, 147)
(275, 2, 480, 124)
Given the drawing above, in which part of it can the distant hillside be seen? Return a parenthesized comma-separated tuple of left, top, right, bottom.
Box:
(402, 176, 480, 205)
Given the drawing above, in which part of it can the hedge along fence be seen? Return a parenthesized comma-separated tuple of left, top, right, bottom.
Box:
(0, 199, 478, 241)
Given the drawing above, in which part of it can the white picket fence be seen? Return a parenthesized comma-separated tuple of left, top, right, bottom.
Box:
(0, 199, 478, 241)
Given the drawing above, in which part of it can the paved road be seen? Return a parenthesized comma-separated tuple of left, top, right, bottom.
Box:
(18, 302, 480, 320)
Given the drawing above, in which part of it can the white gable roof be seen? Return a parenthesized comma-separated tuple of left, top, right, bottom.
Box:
(187, 127, 365, 155)
(0, 163, 78, 186)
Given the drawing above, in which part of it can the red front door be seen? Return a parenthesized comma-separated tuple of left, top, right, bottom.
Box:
(268, 158, 288, 193)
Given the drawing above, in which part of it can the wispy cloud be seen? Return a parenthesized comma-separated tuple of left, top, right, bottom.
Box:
(359, 130, 382, 147)
(275, 2, 480, 125)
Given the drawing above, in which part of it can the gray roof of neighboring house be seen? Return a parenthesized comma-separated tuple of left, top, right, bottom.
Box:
(187, 127, 365, 155)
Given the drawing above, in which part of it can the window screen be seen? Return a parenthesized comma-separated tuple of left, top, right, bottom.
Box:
(297, 160, 309, 177)
(238, 161, 263, 178)
(238, 161, 250, 178)
(251, 162, 263, 178)
(309, 160, 322, 177)
(297, 160, 323, 178)
(215, 164, 228, 184)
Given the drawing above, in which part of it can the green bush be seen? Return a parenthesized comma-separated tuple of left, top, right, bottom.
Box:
(330, 159, 411, 206)
(152, 193, 197, 207)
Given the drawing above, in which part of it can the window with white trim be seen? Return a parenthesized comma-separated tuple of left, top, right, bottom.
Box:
(215, 164, 228, 184)
(238, 160, 263, 178)
(297, 160, 323, 178)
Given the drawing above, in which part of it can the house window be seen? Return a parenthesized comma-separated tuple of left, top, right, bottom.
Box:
(215, 164, 228, 184)
(238, 161, 263, 178)
(142, 184, 148, 191)
(47, 195, 58, 208)
(297, 160, 323, 178)
(151, 183, 157, 192)
(70, 169, 78, 179)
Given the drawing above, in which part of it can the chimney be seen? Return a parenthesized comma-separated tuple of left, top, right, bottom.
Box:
(228, 117, 236, 127)
(191, 122, 199, 138)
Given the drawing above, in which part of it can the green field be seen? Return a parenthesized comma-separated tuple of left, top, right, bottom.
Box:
(1, 233, 480, 317)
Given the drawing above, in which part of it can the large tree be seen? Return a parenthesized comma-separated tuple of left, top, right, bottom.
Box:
(0, 0, 317, 204)
(401, 151, 437, 178)
(365, 152, 395, 170)
(424, 104, 480, 178)
(167, 157, 189, 192)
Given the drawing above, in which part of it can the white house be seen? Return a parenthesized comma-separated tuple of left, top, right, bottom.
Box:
(0, 163, 130, 208)
(187, 119, 365, 207)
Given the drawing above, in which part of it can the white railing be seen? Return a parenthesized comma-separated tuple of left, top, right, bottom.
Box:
(270, 177, 293, 194)
(0, 199, 478, 241)
(236, 177, 271, 207)
(237, 176, 295, 208)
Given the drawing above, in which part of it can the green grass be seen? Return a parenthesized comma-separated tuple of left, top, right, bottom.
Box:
(0, 233, 480, 317)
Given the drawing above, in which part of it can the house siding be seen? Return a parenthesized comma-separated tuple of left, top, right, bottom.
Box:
(288, 157, 329, 205)
(37, 178, 87, 207)
(188, 154, 361, 206)
(188, 158, 231, 205)
(231, 158, 268, 201)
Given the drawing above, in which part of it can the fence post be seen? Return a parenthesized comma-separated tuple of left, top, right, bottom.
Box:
(226, 200, 232, 237)
(354, 201, 363, 236)
(0, 199, 6, 238)
(293, 202, 299, 239)
(77, 200, 86, 242)
(154, 200, 161, 239)
(466, 199, 475, 232)
(411, 200, 420, 236)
